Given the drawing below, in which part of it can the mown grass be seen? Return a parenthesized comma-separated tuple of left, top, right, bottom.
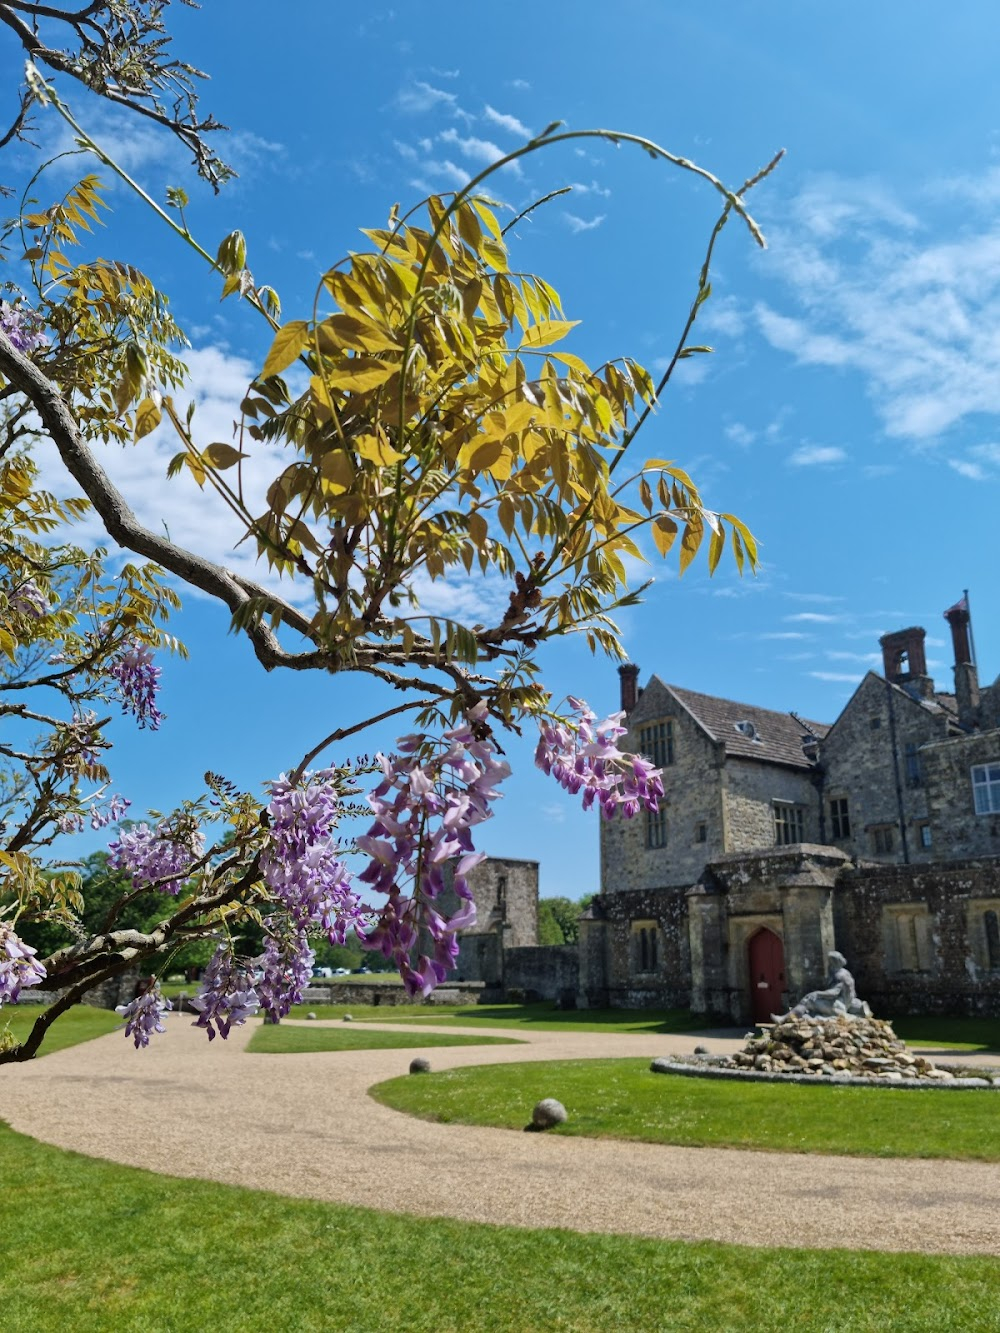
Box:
(890, 1015, 1000, 1052)
(1, 1005, 120, 1056)
(373, 1057, 1000, 1161)
(246, 1024, 520, 1055)
(2, 1118, 999, 1332)
(279, 1001, 722, 1034)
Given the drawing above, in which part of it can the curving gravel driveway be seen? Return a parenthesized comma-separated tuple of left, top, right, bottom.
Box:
(2, 1015, 1000, 1256)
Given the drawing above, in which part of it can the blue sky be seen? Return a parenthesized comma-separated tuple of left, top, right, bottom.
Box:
(7, 2, 1000, 897)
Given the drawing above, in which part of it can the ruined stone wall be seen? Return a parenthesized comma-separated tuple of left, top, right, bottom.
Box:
(502, 945, 579, 1002)
(922, 730, 1000, 862)
(835, 858, 1000, 1016)
(820, 674, 947, 865)
(722, 758, 819, 850)
(601, 677, 726, 893)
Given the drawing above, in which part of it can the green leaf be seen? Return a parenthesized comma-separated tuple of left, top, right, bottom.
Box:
(261, 321, 310, 378)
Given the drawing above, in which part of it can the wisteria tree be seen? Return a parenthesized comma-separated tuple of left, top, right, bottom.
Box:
(0, 1, 777, 1061)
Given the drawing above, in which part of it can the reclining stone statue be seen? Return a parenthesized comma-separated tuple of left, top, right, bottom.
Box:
(777, 951, 872, 1021)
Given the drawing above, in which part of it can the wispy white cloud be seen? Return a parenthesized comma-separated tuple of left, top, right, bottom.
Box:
(483, 105, 532, 138)
(725, 421, 756, 447)
(784, 612, 842, 624)
(439, 127, 521, 175)
(784, 592, 844, 604)
(810, 670, 865, 682)
(563, 212, 606, 234)
(757, 171, 1000, 444)
(396, 82, 459, 114)
(789, 444, 847, 467)
(569, 179, 612, 199)
(508, 79, 531, 91)
(759, 631, 812, 640)
(948, 458, 988, 480)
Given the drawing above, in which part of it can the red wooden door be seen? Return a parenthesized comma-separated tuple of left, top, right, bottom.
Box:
(748, 928, 785, 1023)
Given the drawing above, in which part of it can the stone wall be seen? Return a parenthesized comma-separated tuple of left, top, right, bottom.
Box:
(722, 757, 819, 851)
(583, 885, 692, 1008)
(600, 676, 727, 892)
(502, 945, 579, 1003)
(835, 858, 1000, 1016)
(820, 673, 947, 865)
(922, 729, 1000, 861)
(306, 980, 486, 1007)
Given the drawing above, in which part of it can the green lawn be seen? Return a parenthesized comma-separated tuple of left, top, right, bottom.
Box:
(1, 1005, 121, 1057)
(373, 1057, 1000, 1161)
(891, 1015, 1000, 1052)
(246, 1024, 520, 1054)
(2, 1118, 999, 1331)
(278, 1001, 722, 1033)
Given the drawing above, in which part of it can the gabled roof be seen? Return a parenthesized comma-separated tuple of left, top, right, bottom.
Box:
(655, 680, 830, 771)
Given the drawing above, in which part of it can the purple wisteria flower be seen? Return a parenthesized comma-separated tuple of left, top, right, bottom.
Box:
(108, 820, 205, 894)
(356, 701, 510, 998)
(190, 945, 260, 1040)
(108, 642, 163, 729)
(9, 579, 47, 619)
(0, 300, 46, 354)
(256, 918, 314, 1022)
(116, 983, 172, 1048)
(262, 770, 363, 941)
(535, 697, 664, 820)
(0, 923, 47, 1004)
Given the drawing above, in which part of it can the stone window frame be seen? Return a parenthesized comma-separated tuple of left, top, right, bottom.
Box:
(904, 742, 922, 788)
(645, 804, 668, 850)
(630, 919, 660, 976)
(695, 821, 707, 844)
(829, 795, 850, 840)
(918, 822, 932, 849)
(966, 900, 1000, 972)
(639, 719, 675, 768)
(881, 903, 936, 975)
(870, 824, 895, 855)
(773, 801, 804, 846)
(972, 762, 1000, 816)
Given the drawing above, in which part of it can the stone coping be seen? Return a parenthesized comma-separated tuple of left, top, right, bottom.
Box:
(650, 1057, 999, 1090)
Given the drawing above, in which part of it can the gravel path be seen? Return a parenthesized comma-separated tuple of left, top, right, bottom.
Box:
(2, 1016, 1000, 1256)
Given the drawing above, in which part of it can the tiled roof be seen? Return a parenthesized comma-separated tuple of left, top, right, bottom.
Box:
(667, 684, 830, 770)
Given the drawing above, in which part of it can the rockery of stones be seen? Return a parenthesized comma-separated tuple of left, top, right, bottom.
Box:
(652, 1014, 999, 1088)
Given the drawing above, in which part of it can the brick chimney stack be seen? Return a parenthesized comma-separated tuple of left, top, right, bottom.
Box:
(944, 597, 980, 729)
(879, 627, 935, 700)
(618, 663, 641, 715)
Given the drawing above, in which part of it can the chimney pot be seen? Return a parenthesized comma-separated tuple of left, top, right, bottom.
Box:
(618, 663, 640, 715)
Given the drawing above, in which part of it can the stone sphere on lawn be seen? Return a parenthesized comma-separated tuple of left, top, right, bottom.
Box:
(342, 1014, 353, 1022)
(532, 1097, 568, 1129)
(409, 1057, 431, 1074)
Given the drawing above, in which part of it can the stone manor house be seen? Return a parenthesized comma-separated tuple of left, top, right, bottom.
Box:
(454, 600, 1000, 1021)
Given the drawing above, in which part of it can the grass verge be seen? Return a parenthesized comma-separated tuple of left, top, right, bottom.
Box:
(372, 1057, 1000, 1160)
(2, 1119, 999, 1331)
(246, 1024, 520, 1055)
(278, 1002, 722, 1033)
(1, 1005, 120, 1057)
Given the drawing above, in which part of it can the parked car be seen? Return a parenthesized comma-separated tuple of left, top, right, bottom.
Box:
(311, 966, 333, 978)
(333, 967, 350, 975)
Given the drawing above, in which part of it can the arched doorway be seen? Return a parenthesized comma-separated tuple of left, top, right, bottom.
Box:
(748, 928, 785, 1023)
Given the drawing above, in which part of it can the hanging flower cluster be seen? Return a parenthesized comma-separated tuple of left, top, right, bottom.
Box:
(60, 792, 132, 835)
(9, 579, 47, 619)
(356, 701, 510, 998)
(0, 300, 46, 354)
(108, 821, 205, 894)
(115, 983, 172, 1048)
(0, 924, 47, 1004)
(535, 697, 663, 819)
(190, 944, 260, 1040)
(108, 642, 163, 729)
(256, 918, 315, 1023)
(261, 770, 362, 942)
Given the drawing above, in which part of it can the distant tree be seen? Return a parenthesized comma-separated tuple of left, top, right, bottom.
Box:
(536, 900, 565, 946)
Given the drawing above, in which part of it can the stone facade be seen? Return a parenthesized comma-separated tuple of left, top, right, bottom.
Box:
(587, 608, 1000, 1020)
